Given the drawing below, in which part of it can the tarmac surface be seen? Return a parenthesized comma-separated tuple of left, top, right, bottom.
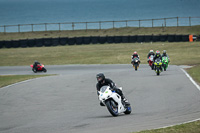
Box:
(0, 64, 200, 133)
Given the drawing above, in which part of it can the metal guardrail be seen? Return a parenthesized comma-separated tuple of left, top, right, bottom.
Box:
(0, 16, 200, 33)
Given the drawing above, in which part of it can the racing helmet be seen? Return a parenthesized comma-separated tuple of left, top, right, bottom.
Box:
(156, 50, 160, 57)
(150, 50, 154, 53)
(96, 73, 105, 83)
(133, 51, 137, 55)
(163, 50, 167, 55)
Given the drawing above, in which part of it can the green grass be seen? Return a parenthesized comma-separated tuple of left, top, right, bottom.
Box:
(187, 65, 200, 84)
(0, 75, 54, 88)
(134, 120, 200, 133)
(0, 42, 199, 66)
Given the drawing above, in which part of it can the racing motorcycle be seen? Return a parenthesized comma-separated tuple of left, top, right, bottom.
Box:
(148, 55, 154, 70)
(162, 56, 169, 71)
(154, 58, 162, 76)
(131, 57, 140, 71)
(98, 86, 131, 117)
(30, 64, 47, 73)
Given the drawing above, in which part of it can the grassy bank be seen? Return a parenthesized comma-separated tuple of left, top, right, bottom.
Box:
(0, 75, 54, 88)
(135, 120, 200, 133)
(0, 42, 199, 66)
(0, 25, 200, 41)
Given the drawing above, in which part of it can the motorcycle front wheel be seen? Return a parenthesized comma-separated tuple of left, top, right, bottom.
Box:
(43, 68, 47, 72)
(105, 99, 119, 117)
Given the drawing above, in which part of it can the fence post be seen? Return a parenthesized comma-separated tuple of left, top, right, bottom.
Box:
(99, 21, 101, 30)
(139, 20, 141, 28)
(4, 25, 6, 33)
(31, 24, 34, 32)
(189, 17, 191, 26)
(72, 22, 74, 30)
(177, 17, 179, 27)
(45, 23, 47, 31)
(164, 18, 166, 27)
(86, 22, 88, 31)
(59, 23, 61, 31)
(18, 24, 21, 33)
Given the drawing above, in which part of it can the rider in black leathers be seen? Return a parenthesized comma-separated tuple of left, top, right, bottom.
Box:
(147, 50, 155, 61)
(153, 50, 163, 71)
(96, 73, 129, 106)
(33, 60, 40, 70)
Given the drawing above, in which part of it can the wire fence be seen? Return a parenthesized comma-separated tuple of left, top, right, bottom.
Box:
(0, 16, 200, 33)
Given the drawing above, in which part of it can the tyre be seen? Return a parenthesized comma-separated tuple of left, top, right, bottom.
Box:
(43, 68, 47, 72)
(156, 67, 160, 76)
(124, 105, 132, 114)
(32, 68, 37, 73)
(135, 65, 137, 71)
(105, 99, 118, 117)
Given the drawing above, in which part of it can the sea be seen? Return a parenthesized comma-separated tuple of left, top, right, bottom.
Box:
(0, 0, 200, 32)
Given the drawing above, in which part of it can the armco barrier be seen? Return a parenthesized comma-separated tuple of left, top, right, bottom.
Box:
(0, 34, 195, 49)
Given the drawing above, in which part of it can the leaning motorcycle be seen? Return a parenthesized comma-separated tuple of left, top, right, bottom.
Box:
(154, 58, 162, 76)
(98, 86, 131, 117)
(30, 64, 47, 73)
(162, 56, 169, 71)
(131, 57, 140, 71)
(148, 55, 154, 70)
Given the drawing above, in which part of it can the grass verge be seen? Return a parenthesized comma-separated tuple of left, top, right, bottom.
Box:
(0, 42, 200, 66)
(134, 120, 200, 133)
(0, 75, 55, 88)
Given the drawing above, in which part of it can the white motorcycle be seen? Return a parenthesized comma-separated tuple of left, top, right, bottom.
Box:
(98, 86, 131, 116)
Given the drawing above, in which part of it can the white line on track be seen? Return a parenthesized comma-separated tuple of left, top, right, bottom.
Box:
(181, 68, 200, 91)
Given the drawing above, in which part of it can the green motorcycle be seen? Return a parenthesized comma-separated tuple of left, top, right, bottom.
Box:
(154, 58, 162, 76)
(162, 56, 169, 71)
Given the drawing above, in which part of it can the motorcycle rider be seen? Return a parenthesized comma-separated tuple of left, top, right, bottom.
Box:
(33, 60, 41, 70)
(161, 50, 170, 62)
(96, 73, 129, 106)
(131, 51, 140, 63)
(153, 50, 163, 71)
(147, 49, 155, 62)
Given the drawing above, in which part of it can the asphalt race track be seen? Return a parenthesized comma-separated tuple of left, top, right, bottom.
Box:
(0, 64, 200, 133)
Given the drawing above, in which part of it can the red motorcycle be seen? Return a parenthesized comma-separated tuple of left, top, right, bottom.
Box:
(30, 64, 47, 73)
(148, 55, 154, 70)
